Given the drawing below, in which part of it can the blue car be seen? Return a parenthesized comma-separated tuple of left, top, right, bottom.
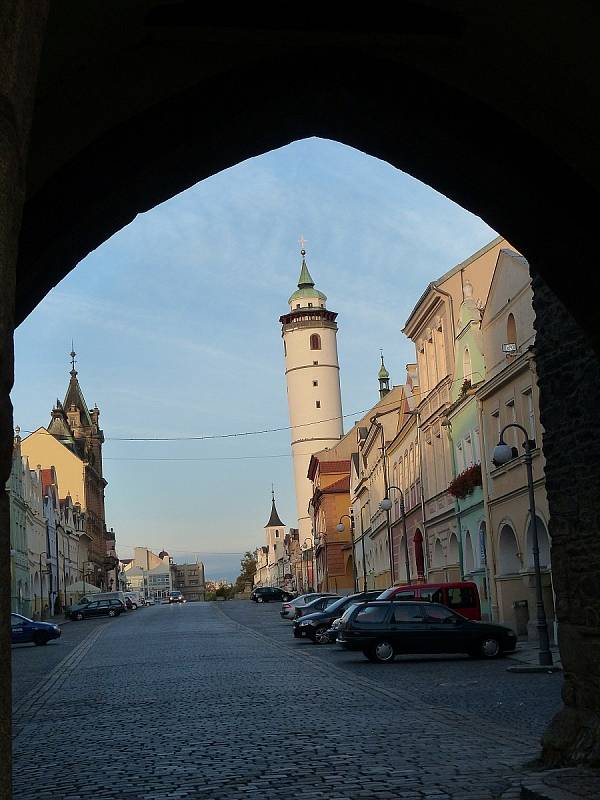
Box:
(11, 613, 61, 646)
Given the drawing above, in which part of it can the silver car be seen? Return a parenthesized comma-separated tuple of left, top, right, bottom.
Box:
(280, 593, 338, 620)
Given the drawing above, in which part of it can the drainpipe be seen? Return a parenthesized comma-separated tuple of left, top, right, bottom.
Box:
(476, 395, 499, 623)
(415, 410, 430, 577)
(443, 418, 464, 580)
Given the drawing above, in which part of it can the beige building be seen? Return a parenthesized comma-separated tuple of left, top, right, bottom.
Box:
(383, 365, 424, 585)
(476, 248, 554, 638)
(122, 546, 174, 599)
(403, 238, 504, 582)
(350, 382, 408, 591)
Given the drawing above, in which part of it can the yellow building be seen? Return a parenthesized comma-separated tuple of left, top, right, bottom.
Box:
(402, 237, 505, 583)
(476, 248, 554, 639)
(20, 356, 109, 584)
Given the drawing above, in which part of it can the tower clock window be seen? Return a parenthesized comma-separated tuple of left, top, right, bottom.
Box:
(310, 334, 321, 350)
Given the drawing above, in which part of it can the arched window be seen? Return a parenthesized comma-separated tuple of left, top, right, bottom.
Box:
(310, 334, 321, 351)
(498, 524, 521, 574)
(463, 347, 472, 381)
(463, 531, 475, 573)
(526, 516, 551, 569)
(507, 313, 517, 344)
(283, 340, 287, 357)
(448, 533, 459, 565)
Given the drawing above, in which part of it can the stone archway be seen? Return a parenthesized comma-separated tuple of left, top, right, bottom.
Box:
(3, 5, 600, 788)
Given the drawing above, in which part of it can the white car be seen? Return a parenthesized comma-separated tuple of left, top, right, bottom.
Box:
(280, 593, 338, 620)
(145, 598, 155, 606)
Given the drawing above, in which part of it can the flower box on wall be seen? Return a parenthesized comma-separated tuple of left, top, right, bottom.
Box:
(447, 463, 482, 499)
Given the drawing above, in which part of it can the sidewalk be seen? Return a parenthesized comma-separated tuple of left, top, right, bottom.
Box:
(507, 640, 562, 670)
(501, 768, 600, 799)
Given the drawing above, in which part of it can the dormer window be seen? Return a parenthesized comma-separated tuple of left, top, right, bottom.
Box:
(308, 302, 313, 307)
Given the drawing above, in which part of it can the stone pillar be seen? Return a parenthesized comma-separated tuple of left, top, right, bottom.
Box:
(0, 4, 48, 797)
(532, 268, 600, 766)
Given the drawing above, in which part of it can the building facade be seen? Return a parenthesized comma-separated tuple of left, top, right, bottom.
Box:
(172, 560, 205, 601)
(20, 354, 111, 586)
(402, 238, 503, 587)
(477, 248, 554, 638)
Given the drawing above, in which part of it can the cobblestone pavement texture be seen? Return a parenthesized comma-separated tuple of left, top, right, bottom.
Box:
(12, 601, 565, 800)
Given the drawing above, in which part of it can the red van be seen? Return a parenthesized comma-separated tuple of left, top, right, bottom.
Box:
(377, 581, 481, 620)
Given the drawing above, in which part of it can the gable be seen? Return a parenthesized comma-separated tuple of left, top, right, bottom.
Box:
(482, 249, 531, 327)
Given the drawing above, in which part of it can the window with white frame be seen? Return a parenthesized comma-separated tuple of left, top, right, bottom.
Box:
(464, 433, 474, 467)
(522, 388, 536, 441)
(456, 441, 465, 473)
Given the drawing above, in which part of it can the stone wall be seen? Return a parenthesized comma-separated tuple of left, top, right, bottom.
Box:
(532, 268, 600, 765)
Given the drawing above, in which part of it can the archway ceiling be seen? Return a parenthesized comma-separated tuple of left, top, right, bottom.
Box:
(17, 3, 600, 346)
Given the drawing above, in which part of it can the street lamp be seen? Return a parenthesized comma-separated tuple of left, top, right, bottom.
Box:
(337, 512, 362, 593)
(380, 486, 411, 585)
(492, 423, 553, 667)
(302, 538, 313, 592)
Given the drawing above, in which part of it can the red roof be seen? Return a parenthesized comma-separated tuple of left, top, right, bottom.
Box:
(318, 460, 350, 474)
(40, 468, 55, 494)
(322, 475, 350, 493)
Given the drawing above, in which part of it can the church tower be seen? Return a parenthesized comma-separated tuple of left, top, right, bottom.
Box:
(280, 247, 343, 545)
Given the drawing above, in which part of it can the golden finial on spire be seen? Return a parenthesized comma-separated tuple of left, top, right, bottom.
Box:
(299, 235, 307, 256)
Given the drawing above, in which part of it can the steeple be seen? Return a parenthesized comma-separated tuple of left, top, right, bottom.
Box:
(288, 244, 327, 307)
(378, 351, 390, 398)
(264, 487, 285, 528)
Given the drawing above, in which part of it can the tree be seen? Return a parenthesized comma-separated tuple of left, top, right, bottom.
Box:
(234, 550, 257, 592)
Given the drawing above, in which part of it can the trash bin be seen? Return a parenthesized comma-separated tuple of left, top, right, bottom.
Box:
(513, 599, 529, 636)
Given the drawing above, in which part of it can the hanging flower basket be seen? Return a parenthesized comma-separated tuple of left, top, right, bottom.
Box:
(447, 463, 482, 499)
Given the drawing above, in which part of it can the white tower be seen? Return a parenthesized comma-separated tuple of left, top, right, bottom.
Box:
(280, 247, 343, 545)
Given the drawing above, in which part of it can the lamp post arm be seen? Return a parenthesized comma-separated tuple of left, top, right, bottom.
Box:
(499, 422, 531, 451)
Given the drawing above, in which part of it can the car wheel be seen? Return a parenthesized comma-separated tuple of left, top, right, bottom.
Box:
(257, 597, 264, 603)
(313, 626, 330, 645)
(108, 609, 116, 617)
(480, 637, 501, 658)
(371, 640, 395, 663)
(131, 604, 138, 610)
(33, 633, 48, 646)
(75, 612, 84, 621)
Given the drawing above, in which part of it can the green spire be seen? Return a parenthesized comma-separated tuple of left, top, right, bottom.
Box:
(378, 352, 389, 379)
(297, 252, 315, 288)
(288, 247, 327, 306)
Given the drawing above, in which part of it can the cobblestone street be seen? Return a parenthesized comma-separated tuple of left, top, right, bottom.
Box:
(12, 602, 563, 800)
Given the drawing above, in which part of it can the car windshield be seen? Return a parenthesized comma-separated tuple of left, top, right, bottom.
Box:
(323, 596, 352, 613)
(376, 588, 395, 600)
(340, 603, 359, 621)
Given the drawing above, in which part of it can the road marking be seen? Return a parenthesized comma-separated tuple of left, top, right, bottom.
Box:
(12, 624, 106, 740)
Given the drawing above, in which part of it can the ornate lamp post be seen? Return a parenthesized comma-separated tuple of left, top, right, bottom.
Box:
(337, 512, 362, 592)
(492, 423, 553, 667)
(380, 486, 411, 585)
(302, 538, 312, 592)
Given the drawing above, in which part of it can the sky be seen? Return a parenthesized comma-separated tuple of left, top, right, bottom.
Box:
(12, 138, 496, 582)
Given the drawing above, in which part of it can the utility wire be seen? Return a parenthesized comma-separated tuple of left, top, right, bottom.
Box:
(19, 373, 482, 443)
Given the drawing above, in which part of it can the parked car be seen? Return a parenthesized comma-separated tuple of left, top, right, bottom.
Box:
(295, 595, 342, 619)
(125, 592, 142, 609)
(73, 591, 128, 609)
(69, 598, 125, 620)
(293, 591, 382, 643)
(377, 581, 482, 620)
(145, 597, 155, 606)
(251, 587, 295, 603)
(336, 600, 517, 662)
(11, 613, 61, 646)
(168, 591, 185, 604)
(280, 593, 336, 620)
